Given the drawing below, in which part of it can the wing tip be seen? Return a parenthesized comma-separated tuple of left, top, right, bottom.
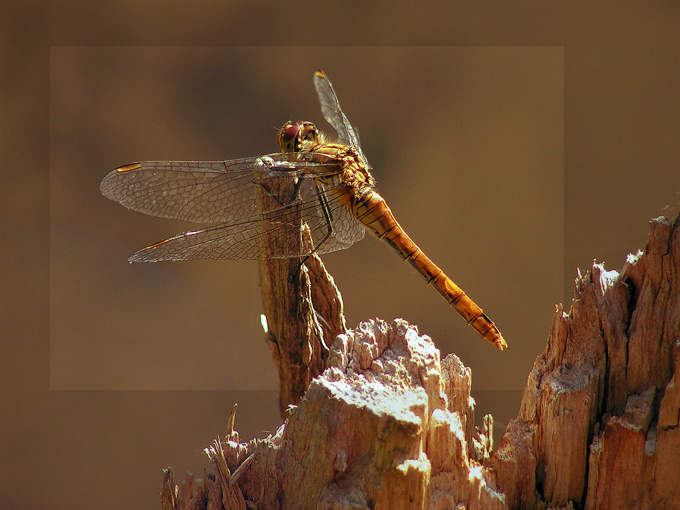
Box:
(127, 239, 172, 263)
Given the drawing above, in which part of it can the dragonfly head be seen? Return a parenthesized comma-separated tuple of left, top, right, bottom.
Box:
(278, 121, 320, 153)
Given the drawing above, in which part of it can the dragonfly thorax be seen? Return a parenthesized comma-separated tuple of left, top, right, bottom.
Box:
(312, 143, 376, 192)
(278, 121, 375, 192)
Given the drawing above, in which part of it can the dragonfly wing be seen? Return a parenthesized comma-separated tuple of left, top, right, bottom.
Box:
(313, 71, 364, 155)
(100, 155, 317, 224)
(126, 176, 364, 262)
(298, 180, 366, 254)
(129, 194, 364, 263)
(129, 216, 299, 262)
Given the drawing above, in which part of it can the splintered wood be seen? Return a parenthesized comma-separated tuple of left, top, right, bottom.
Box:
(492, 215, 680, 510)
(217, 319, 502, 510)
(163, 215, 680, 510)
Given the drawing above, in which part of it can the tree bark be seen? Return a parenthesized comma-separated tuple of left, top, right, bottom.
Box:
(162, 214, 680, 509)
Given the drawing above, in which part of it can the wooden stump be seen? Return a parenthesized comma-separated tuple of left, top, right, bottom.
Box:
(256, 168, 346, 416)
(492, 215, 680, 510)
(163, 215, 680, 509)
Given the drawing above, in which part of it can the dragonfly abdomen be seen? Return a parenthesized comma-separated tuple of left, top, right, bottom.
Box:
(350, 189, 507, 350)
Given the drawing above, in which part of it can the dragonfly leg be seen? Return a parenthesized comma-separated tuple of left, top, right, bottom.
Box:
(289, 184, 335, 283)
(254, 176, 305, 207)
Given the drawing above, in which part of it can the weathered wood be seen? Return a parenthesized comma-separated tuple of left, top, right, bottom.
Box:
(256, 171, 346, 416)
(161, 467, 222, 510)
(492, 215, 680, 509)
(205, 319, 502, 510)
(164, 214, 680, 509)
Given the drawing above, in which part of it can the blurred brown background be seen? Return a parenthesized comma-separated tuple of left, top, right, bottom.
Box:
(3, 3, 678, 509)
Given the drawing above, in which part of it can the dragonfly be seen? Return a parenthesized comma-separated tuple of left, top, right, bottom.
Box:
(100, 71, 507, 350)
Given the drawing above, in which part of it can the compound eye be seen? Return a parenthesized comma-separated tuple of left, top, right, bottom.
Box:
(278, 123, 302, 153)
(282, 124, 300, 143)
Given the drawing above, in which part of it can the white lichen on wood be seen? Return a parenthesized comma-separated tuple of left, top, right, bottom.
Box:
(204, 318, 502, 510)
(163, 215, 680, 510)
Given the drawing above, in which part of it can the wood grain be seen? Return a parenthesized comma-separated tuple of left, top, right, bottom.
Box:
(163, 214, 680, 509)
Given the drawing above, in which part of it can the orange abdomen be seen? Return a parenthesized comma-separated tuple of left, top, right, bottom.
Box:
(348, 189, 506, 350)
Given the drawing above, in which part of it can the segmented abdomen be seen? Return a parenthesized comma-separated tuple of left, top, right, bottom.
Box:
(345, 188, 506, 350)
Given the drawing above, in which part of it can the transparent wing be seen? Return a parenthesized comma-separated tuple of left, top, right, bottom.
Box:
(101, 156, 365, 262)
(101, 155, 306, 224)
(128, 179, 365, 262)
(313, 70, 365, 158)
